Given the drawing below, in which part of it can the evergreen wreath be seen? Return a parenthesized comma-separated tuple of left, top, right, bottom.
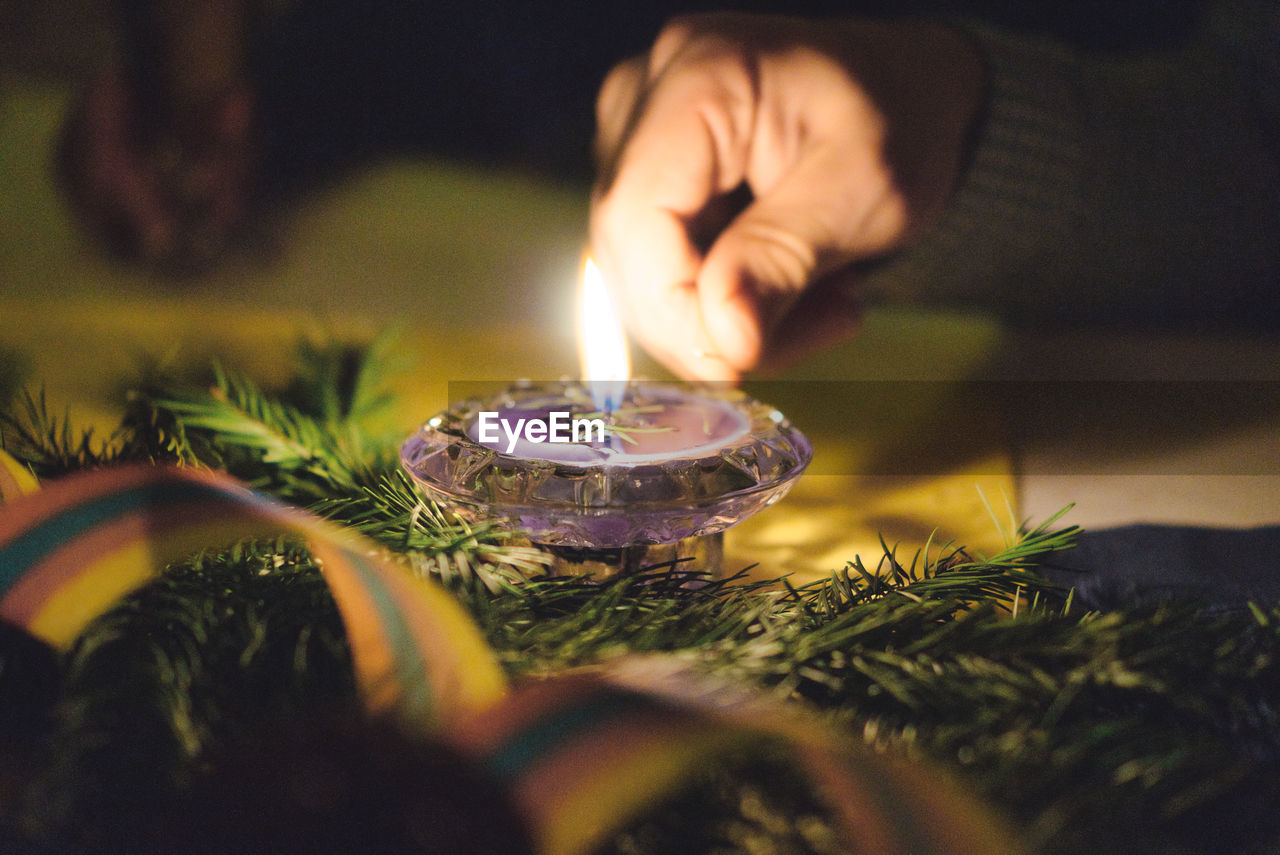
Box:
(1, 338, 1277, 855)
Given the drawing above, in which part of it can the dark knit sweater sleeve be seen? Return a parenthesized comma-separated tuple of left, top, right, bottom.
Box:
(865, 1, 1280, 325)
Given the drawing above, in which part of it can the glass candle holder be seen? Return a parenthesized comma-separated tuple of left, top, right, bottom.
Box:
(400, 380, 811, 577)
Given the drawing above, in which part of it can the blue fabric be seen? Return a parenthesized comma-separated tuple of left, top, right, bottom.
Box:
(1041, 524, 1280, 612)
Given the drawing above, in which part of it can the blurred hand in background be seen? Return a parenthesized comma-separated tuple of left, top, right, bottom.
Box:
(58, 66, 255, 270)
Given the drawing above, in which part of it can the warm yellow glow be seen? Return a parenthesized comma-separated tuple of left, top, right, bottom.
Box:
(578, 257, 630, 412)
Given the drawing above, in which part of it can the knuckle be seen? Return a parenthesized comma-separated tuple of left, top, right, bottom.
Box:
(658, 47, 757, 136)
(650, 14, 751, 80)
(595, 59, 642, 124)
(649, 15, 703, 76)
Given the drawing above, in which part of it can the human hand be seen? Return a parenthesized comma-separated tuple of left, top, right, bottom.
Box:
(57, 67, 256, 271)
(591, 14, 984, 380)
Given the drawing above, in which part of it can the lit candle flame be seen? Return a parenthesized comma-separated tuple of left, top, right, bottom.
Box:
(578, 257, 630, 413)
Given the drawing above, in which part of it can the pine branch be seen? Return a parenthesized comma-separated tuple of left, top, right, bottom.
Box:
(0, 387, 131, 476)
(282, 334, 401, 430)
(311, 469, 553, 590)
(144, 339, 554, 587)
(9, 337, 1280, 855)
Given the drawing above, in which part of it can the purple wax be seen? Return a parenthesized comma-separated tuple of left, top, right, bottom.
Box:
(465, 384, 749, 465)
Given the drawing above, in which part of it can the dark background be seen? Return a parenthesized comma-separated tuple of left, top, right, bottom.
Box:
(1, 0, 1211, 191)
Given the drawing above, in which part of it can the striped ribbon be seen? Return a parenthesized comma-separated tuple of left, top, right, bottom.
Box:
(455, 664, 1022, 855)
(0, 462, 1022, 855)
(0, 464, 506, 733)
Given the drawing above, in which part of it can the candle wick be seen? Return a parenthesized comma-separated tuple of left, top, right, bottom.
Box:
(605, 409, 622, 452)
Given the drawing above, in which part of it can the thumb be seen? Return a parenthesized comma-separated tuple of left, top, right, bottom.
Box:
(696, 148, 903, 372)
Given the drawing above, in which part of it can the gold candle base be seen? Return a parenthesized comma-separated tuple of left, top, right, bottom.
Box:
(537, 533, 724, 580)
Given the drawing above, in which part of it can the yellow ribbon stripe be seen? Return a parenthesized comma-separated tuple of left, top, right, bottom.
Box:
(0, 448, 39, 503)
